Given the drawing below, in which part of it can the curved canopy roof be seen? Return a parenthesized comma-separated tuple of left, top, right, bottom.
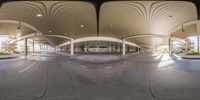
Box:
(0, 1, 198, 48)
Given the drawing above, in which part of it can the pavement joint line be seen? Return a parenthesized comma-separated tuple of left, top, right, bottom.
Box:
(80, 65, 88, 68)
(106, 66, 113, 68)
(19, 62, 36, 73)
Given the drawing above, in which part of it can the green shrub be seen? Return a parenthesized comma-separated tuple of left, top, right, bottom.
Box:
(0, 52, 11, 55)
(13, 51, 20, 54)
(187, 52, 200, 55)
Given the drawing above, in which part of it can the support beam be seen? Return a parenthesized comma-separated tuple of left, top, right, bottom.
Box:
(124, 34, 166, 40)
(122, 39, 126, 56)
(171, 37, 185, 44)
(24, 38, 28, 55)
(70, 39, 74, 56)
(58, 36, 140, 48)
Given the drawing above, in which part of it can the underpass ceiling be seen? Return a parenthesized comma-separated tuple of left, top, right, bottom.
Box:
(0, 1, 97, 45)
(0, 1, 198, 48)
(100, 1, 197, 48)
(173, 24, 197, 39)
(0, 23, 35, 37)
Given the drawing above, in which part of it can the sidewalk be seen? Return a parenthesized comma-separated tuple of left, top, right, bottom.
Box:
(0, 54, 20, 59)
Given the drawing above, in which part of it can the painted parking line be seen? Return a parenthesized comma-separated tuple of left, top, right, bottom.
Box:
(19, 62, 36, 73)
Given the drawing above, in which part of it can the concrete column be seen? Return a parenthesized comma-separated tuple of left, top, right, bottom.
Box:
(108, 42, 112, 53)
(138, 47, 140, 53)
(70, 39, 74, 55)
(122, 39, 126, 55)
(196, 22, 200, 52)
(185, 40, 188, 53)
(198, 35, 200, 52)
(118, 45, 121, 52)
(32, 38, 35, 53)
(169, 38, 172, 55)
(75, 43, 78, 52)
(127, 45, 130, 53)
(40, 44, 41, 51)
(156, 45, 158, 53)
(55, 46, 57, 52)
(84, 42, 87, 52)
(24, 38, 28, 55)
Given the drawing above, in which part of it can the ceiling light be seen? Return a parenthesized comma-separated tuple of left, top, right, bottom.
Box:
(64, 33, 68, 35)
(81, 25, 84, 28)
(168, 15, 172, 18)
(129, 33, 133, 35)
(37, 14, 42, 17)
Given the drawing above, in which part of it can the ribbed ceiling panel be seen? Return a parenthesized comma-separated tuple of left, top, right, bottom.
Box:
(0, 1, 198, 47)
(0, 1, 96, 45)
(100, 1, 197, 47)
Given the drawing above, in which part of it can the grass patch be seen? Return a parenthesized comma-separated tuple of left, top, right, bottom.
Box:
(187, 52, 200, 55)
(13, 51, 20, 54)
(0, 52, 11, 55)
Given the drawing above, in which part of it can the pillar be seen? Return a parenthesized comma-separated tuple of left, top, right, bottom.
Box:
(75, 43, 78, 52)
(168, 38, 172, 55)
(70, 39, 74, 55)
(84, 42, 87, 52)
(198, 35, 200, 52)
(156, 45, 158, 53)
(185, 40, 188, 53)
(32, 38, 35, 53)
(138, 47, 140, 53)
(127, 45, 130, 53)
(196, 22, 200, 52)
(24, 38, 28, 55)
(122, 39, 126, 55)
(108, 42, 112, 53)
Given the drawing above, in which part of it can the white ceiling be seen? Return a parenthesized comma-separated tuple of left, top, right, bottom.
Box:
(0, 1, 198, 48)
(100, 1, 197, 47)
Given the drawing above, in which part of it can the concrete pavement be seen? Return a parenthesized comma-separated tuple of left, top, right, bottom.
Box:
(0, 52, 199, 100)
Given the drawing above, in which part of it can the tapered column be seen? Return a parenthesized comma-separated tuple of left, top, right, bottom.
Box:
(24, 38, 28, 55)
(122, 39, 126, 55)
(70, 39, 74, 55)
